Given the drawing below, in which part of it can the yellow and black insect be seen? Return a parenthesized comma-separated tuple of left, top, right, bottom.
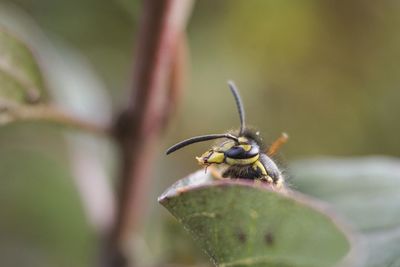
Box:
(166, 81, 288, 189)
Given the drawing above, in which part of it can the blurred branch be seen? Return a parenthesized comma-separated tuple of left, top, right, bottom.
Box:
(0, 99, 110, 135)
(162, 33, 188, 129)
(106, 1, 194, 267)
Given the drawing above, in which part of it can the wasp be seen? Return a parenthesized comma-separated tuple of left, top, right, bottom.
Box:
(166, 81, 288, 189)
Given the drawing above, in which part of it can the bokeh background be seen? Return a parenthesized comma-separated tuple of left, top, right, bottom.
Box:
(0, 1, 399, 266)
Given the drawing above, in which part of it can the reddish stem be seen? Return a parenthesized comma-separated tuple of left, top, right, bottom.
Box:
(105, 1, 194, 266)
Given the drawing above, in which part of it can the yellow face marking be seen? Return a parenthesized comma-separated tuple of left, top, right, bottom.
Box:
(196, 150, 225, 165)
(225, 154, 259, 165)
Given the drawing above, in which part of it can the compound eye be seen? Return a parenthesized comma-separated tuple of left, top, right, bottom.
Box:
(225, 146, 247, 159)
(225, 144, 260, 159)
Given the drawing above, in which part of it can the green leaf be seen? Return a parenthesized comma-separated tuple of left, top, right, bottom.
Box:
(0, 28, 48, 125)
(291, 157, 400, 267)
(159, 171, 351, 267)
(0, 29, 46, 104)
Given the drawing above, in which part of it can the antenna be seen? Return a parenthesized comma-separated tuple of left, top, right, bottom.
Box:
(227, 81, 245, 135)
(166, 133, 239, 155)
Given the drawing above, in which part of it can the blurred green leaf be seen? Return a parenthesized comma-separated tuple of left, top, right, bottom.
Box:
(0, 126, 95, 267)
(0, 29, 46, 104)
(0, 28, 48, 125)
(292, 157, 400, 267)
(159, 171, 350, 267)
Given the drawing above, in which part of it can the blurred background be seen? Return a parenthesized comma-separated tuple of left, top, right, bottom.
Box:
(0, 0, 399, 266)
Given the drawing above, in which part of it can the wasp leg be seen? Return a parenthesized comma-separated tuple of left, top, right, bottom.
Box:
(267, 132, 289, 156)
(208, 165, 224, 180)
(252, 160, 273, 184)
(275, 178, 284, 189)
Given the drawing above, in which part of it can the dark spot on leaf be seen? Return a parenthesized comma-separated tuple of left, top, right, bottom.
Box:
(195, 223, 205, 234)
(236, 229, 247, 244)
(264, 232, 274, 246)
